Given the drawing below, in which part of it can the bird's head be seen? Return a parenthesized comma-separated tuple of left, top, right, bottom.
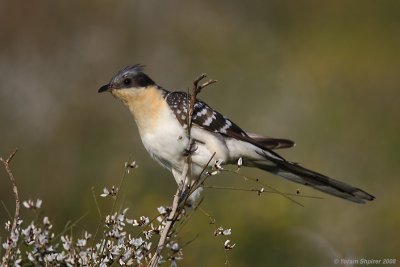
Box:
(98, 64, 156, 101)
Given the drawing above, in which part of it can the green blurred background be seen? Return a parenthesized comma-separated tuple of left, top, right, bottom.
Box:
(1, 1, 399, 266)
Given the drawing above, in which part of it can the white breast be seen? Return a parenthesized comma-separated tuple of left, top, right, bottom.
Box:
(190, 126, 230, 176)
(141, 115, 230, 181)
(139, 106, 189, 172)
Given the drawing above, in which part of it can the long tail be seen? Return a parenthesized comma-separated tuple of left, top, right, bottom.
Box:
(247, 150, 375, 203)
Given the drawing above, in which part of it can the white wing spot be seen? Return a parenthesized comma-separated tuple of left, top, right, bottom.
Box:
(219, 119, 232, 134)
(203, 116, 214, 126)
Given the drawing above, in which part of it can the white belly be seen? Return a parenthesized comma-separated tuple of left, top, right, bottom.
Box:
(190, 126, 230, 175)
(140, 117, 189, 172)
(141, 125, 230, 181)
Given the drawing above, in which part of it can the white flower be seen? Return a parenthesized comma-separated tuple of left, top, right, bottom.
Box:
(22, 200, 32, 209)
(117, 214, 126, 225)
(144, 230, 153, 240)
(121, 252, 134, 266)
(84, 231, 92, 240)
(125, 160, 139, 173)
(100, 187, 109, 197)
(77, 238, 87, 247)
(214, 226, 231, 236)
(27, 253, 35, 262)
(44, 253, 57, 263)
(100, 186, 118, 197)
(2, 240, 11, 250)
(126, 160, 138, 169)
(223, 228, 232, 236)
(224, 239, 236, 250)
(237, 157, 243, 168)
(157, 206, 167, 215)
(144, 241, 152, 251)
(14, 258, 22, 267)
(22, 199, 42, 209)
(37, 233, 48, 245)
(10, 229, 19, 243)
(100, 256, 110, 267)
(110, 245, 120, 257)
(257, 187, 265, 196)
(170, 242, 179, 252)
(214, 159, 224, 170)
(56, 252, 67, 261)
(61, 235, 71, 250)
(5, 221, 11, 231)
(214, 226, 223, 236)
(43, 216, 51, 226)
(129, 237, 144, 249)
(132, 216, 149, 226)
(35, 199, 42, 209)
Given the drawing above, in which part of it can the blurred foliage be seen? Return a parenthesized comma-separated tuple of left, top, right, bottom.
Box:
(1, 0, 399, 266)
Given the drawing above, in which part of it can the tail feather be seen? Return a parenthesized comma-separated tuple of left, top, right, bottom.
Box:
(249, 153, 375, 204)
(247, 133, 295, 150)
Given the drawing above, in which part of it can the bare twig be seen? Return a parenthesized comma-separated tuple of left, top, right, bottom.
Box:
(186, 74, 217, 136)
(149, 164, 188, 267)
(203, 185, 324, 199)
(53, 212, 89, 241)
(1, 200, 12, 220)
(91, 187, 102, 218)
(100, 160, 130, 256)
(0, 148, 20, 267)
(220, 169, 306, 207)
(198, 207, 216, 224)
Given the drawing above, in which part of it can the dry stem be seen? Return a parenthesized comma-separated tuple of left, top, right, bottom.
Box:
(149, 164, 189, 267)
(1, 148, 20, 267)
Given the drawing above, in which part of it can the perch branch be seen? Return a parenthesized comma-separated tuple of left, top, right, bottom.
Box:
(148, 74, 216, 267)
(1, 148, 20, 267)
(149, 164, 189, 267)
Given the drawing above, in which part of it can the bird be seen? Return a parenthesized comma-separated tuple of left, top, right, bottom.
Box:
(98, 64, 374, 204)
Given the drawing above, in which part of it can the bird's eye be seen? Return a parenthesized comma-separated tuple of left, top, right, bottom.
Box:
(123, 78, 131, 85)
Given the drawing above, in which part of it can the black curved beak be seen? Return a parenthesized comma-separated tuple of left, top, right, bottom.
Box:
(98, 84, 110, 93)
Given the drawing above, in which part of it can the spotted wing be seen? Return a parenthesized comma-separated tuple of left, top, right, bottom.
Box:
(164, 91, 293, 151)
(165, 91, 245, 133)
